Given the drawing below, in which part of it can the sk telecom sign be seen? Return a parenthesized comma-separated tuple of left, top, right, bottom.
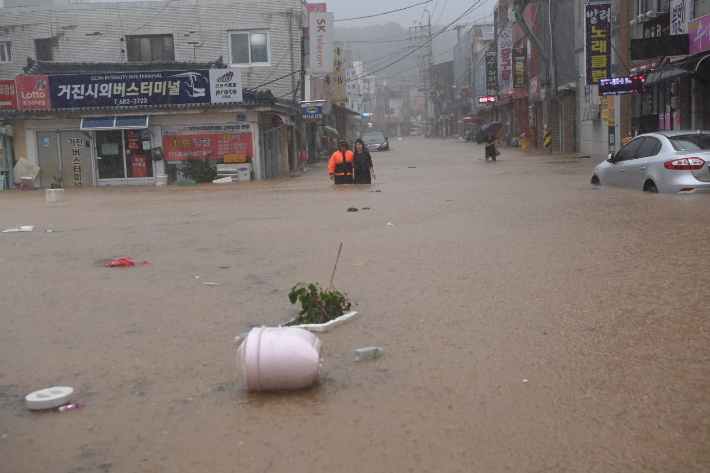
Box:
(309, 12, 334, 74)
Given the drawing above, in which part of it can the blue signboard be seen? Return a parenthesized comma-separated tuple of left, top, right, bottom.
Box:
(301, 104, 324, 123)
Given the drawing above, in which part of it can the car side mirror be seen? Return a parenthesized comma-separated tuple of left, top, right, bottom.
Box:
(607, 152, 615, 163)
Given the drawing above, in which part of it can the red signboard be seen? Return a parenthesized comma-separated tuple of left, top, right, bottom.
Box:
(131, 155, 148, 178)
(478, 96, 496, 103)
(0, 80, 18, 110)
(15, 75, 51, 110)
(162, 131, 254, 161)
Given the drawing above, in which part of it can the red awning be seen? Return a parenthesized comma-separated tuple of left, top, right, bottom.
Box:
(458, 114, 485, 124)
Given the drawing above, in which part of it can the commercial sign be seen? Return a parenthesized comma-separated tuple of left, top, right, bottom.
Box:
(309, 12, 334, 74)
(162, 124, 254, 161)
(346, 68, 358, 97)
(301, 103, 324, 123)
(529, 74, 541, 101)
(16, 75, 51, 110)
(513, 48, 527, 89)
(689, 13, 710, 54)
(585, 3, 611, 85)
(498, 24, 513, 83)
(331, 42, 346, 102)
(0, 80, 18, 110)
(598, 76, 645, 95)
(478, 96, 496, 103)
(307, 2, 327, 33)
(485, 51, 498, 96)
(671, 0, 689, 35)
(15, 69, 243, 110)
(475, 62, 486, 98)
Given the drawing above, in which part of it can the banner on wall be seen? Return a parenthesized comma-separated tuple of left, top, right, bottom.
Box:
(309, 12, 334, 74)
(498, 24, 513, 83)
(485, 51, 498, 96)
(162, 124, 254, 161)
(689, 13, 710, 54)
(671, 0, 689, 35)
(513, 48, 527, 89)
(0, 80, 18, 110)
(331, 42, 346, 102)
(14, 69, 243, 110)
(585, 3, 611, 85)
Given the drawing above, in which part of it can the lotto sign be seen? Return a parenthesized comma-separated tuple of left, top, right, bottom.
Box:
(498, 25, 513, 83)
(162, 125, 254, 161)
(585, 3, 611, 85)
(16, 75, 51, 110)
(0, 80, 17, 110)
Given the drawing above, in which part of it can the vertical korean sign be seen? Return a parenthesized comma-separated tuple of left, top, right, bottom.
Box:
(0, 80, 18, 110)
(346, 68, 358, 97)
(498, 25, 513, 84)
(670, 0, 688, 35)
(585, 3, 611, 85)
(331, 42, 346, 103)
(485, 51, 498, 96)
(310, 12, 334, 74)
(513, 48, 527, 89)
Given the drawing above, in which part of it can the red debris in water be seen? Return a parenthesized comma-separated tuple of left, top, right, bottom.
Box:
(104, 258, 150, 268)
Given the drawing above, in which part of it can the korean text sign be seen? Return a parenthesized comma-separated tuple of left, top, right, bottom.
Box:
(16, 76, 51, 110)
(301, 104, 324, 123)
(310, 12, 334, 74)
(513, 48, 527, 89)
(586, 3, 611, 85)
(485, 51, 498, 96)
(0, 80, 18, 110)
(689, 13, 710, 54)
(498, 25, 513, 83)
(162, 124, 254, 161)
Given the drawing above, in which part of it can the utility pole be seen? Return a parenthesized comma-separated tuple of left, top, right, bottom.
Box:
(513, 0, 554, 154)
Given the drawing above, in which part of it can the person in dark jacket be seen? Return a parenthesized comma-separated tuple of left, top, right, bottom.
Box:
(352, 138, 376, 184)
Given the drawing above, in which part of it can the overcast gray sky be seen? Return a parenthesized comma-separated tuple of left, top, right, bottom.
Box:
(0, 0, 497, 29)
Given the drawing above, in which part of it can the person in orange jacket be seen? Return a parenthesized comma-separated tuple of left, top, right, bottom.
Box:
(329, 139, 354, 184)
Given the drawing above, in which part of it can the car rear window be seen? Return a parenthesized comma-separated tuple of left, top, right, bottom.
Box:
(363, 134, 384, 140)
(668, 134, 710, 151)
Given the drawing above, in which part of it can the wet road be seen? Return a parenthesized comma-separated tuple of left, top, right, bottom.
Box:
(1, 137, 709, 472)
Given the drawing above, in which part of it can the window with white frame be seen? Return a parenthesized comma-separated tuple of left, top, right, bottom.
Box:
(0, 42, 11, 63)
(229, 31, 270, 66)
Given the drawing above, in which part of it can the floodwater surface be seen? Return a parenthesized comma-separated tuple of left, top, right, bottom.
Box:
(1, 138, 709, 472)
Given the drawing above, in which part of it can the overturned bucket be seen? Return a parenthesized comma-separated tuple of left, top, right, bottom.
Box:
(236, 326, 323, 392)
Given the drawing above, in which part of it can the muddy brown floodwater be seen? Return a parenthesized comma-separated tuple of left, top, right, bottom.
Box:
(1, 137, 710, 472)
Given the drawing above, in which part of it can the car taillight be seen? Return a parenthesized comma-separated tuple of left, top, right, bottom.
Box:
(663, 157, 705, 170)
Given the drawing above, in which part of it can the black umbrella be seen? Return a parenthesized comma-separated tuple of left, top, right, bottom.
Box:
(475, 122, 502, 144)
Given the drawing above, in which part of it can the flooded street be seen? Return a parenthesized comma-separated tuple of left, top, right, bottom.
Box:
(2, 137, 710, 472)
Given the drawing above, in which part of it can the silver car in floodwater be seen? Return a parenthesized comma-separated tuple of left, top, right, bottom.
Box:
(591, 131, 710, 193)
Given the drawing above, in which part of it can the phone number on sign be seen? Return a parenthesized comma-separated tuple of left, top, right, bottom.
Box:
(113, 97, 149, 105)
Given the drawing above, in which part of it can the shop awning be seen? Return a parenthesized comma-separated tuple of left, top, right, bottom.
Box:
(645, 53, 710, 85)
(458, 114, 485, 124)
(80, 115, 149, 130)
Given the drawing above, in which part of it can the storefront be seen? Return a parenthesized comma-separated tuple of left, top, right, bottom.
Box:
(1, 65, 294, 187)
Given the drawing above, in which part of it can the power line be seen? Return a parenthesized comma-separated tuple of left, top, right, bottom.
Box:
(335, 1, 432, 22)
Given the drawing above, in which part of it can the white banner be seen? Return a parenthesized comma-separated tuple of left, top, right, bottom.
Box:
(209, 68, 243, 103)
(498, 24, 513, 83)
(309, 12, 334, 74)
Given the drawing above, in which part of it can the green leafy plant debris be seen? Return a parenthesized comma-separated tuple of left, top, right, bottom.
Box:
(287, 282, 352, 325)
(176, 153, 217, 183)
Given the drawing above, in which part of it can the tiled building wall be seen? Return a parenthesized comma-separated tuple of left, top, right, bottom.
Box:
(0, 0, 305, 97)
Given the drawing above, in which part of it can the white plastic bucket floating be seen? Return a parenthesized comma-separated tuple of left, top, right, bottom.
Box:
(236, 326, 323, 392)
(237, 163, 252, 181)
(155, 174, 168, 187)
(45, 188, 64, 202)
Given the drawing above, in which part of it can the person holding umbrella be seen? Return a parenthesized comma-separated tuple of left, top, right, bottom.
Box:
(475, 122, 502, 161)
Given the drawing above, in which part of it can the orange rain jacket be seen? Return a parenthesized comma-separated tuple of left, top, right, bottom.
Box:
(328, 149, 355, 176)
